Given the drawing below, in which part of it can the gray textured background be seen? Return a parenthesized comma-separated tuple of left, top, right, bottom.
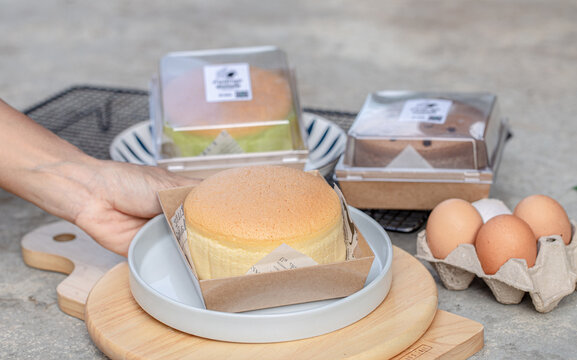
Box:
(1, 1, 577, 359)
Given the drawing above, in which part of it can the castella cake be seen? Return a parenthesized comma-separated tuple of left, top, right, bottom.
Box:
(183, 165, 346, 280)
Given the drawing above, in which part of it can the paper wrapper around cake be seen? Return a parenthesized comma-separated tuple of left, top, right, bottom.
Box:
(416, 199, 577, 313)
(157, 182, 375, 313)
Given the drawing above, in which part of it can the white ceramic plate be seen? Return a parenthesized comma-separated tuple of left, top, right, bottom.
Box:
(109, 112, 347, 176)
(128, 207, 393, 343)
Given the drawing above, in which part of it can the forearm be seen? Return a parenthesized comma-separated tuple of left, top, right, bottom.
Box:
(0, 99, 99, 222)
(0, 99, 196, 255)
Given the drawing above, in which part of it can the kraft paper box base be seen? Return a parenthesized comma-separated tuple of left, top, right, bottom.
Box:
(416, 198, 577, 313)
(337, 180, 490, 210)
(157, 185, 375, 313)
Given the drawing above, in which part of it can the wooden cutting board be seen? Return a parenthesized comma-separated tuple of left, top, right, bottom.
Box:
(21, 221, 484, 359)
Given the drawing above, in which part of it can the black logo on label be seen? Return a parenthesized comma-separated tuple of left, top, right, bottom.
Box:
(217, 68, 238, 79)
(213, 67, 243, 90)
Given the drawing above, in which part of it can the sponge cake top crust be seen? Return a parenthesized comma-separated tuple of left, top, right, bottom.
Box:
(183, 166, 342, 244)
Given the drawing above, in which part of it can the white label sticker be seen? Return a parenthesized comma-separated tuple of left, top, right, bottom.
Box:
(171, 205, 188, 249)
(246, 244, 318, 275)
(203, 63, 253, 102)
(399, 99, 452, 124)
(171, 205, 195, 270)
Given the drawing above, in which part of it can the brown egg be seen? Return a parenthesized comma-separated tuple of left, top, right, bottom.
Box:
(426, 198, 483, 259)
(475, 214, 537, 275)
(513, 194, 572, 245)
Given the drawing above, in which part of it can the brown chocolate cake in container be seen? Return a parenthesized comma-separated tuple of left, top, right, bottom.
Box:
(334, 91, 510, 210)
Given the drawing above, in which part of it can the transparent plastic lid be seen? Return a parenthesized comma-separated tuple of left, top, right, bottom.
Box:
(336, 91, 508, 183)
(150, 46, 308, 172)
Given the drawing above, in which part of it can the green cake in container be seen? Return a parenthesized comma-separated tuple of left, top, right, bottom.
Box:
(150, 46, 308, 178)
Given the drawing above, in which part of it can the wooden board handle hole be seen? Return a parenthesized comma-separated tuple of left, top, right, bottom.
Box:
(53, 233, 76, 242)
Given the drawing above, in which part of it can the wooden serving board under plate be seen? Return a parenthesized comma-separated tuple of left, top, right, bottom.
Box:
(21, 221, 484, 359)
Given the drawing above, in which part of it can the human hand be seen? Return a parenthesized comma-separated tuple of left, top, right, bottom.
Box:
(70, 160, 198, 256)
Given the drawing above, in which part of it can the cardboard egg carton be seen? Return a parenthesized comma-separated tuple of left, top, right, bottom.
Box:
(416, 198, 577, 313)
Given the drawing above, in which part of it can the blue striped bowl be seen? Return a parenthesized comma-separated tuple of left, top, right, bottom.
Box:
(109, 112, 346, 176)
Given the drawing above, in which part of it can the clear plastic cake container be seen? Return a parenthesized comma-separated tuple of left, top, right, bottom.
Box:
(334, 91, 510, 210)
(149, 46, 308, 178)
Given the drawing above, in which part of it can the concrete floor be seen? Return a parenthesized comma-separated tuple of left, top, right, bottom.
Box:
(1, 0, 577, 358)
